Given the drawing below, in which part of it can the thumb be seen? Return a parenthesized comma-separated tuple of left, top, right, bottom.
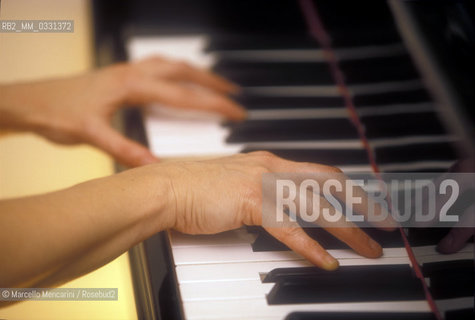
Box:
(88, 123, 159, 167)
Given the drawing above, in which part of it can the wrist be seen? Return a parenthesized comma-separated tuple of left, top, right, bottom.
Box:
(112, 164, 177, 234)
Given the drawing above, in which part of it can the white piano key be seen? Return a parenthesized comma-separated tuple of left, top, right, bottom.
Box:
(435, 297, 474, 315)
(179, 279, 274, 301)
(214, 49, 327, 62)
(242, 80, 424, 98)
(212, 43, 405, 62)
(370, 135, 458, 148)
(172, 244, 300, 265)
(172, 244, 409, 265)
(176, 260, 313, 283)
(244, 140, 364, 150)
(357, 103, 435, 117)
(144, 105, 243, 157)
(176, 256, 411, 284)
(183, 298, 431, 320)
(248, 108, 348, 120)
(335, 43, 406, 60)
(338, 165, 373, 173)
(246, 104, 437, 121)
(412, 243, 473, 256)
(169, 228, 256, 248)
(244, 85, 341, 97)
(350, 79, 424, 95)
(127, 35, 213, 67)
(419, 251, 474, 264)
(378, 160, 456, 172)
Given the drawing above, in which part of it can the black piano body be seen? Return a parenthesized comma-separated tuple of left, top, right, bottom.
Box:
(92, 1, 475, 319)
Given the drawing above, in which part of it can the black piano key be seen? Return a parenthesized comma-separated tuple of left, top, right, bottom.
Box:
(251, 227, 403, 252)
(252, 230, 290, 252)
(389, 167, 451, 173)
(285, 312, 437, 320)
(407, 228, 451, 246)
(362, 112, 446, 138)
(340, 55, 419, 84)
(213, 61, 334, 86)
(305, 227, 404, 248)
(329, 27, 401, 47)
(234, 95, 345, 110)
(241, 148, 369, 166)
(316, 1, 402, 47)
(245, 225, 262, 234)
(445, 308, 475, 320)
(422, 260, 474, 300)
(353, 89, 431, 106)
(225, 118, 359, 143)
(408, 226, 473, 247)
(263, 265, 373, 283)
(375, 142, 458, 164)
(422, 259, 474, 276)
(214, 55, 418, 86)
(266, 265, 425, 304)
(206, 35, 319, 51)
(251, 227, 346, 252)
(126, 0, 308, 35)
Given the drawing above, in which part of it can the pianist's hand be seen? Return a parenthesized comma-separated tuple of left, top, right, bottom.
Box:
(163, 152, 390, 270)
(435, 159, 475, 254)
(0, 57, 245, 167)
(0, 151, 389, 290)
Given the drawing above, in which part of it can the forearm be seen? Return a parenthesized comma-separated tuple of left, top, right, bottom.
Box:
(0, 165, 173, 288)
(0, 83, 40, 132)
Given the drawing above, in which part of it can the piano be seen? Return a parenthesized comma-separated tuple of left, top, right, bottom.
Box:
(92, 1, 475, 319)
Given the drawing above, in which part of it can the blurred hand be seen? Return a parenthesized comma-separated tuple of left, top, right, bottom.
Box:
(0, 57, 245, 167)
(436, 159, 475, 254)
(158, 152, 394, 270)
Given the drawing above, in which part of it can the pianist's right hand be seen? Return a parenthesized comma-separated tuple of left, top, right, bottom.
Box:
(0, 151, 390, 290)
(162, 152, 389, 271)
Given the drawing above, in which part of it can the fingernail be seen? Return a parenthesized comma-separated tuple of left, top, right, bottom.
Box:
(324, 255, 339, 270)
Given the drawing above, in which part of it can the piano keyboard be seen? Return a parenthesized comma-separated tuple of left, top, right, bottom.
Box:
(166, 227, 473, 320)
(126, 3, 473, 318)
(128, 35, 457, 173)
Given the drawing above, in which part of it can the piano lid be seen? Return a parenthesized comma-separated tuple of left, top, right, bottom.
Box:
(389, 0, 475, 158)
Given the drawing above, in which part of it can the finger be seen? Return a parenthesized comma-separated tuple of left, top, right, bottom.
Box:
(88, 123, 159, 167)
(325, 226, 383, 258)
(437, 227, 475, 254)
(257, 189, 338, 270)
(299, 187, 383, 259)
(136, 57, 240, 94)
(265, 225, 339, 271)
(128, 79, 246, 121)
(437, 202, 475, 254)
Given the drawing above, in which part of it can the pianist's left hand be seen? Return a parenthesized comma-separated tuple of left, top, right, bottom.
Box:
(0, 56, 246, 167)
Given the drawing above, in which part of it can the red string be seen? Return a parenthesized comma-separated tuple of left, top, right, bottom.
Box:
(298, 1, 442, 319)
